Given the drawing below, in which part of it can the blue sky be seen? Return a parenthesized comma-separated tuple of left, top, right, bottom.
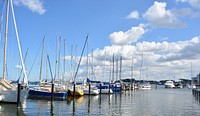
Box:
(0, 0, 200, 82)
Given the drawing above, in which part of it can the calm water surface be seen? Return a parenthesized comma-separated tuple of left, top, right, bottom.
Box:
(1, 86, 200, 116)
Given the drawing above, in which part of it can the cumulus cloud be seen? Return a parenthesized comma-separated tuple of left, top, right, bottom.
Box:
(143, 1, 186, 28)
(171, 8, 192, 17)
(14, 0, 46, 15)
(126, 10, 139, 19)
(75, 36, 200, 81)
(177, 0, 200, 9)
(158, 36, 200, 62)
(109, 24, 146, 45)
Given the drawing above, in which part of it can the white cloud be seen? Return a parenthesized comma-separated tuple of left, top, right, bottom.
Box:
(177, 0, 200, 9)
(74, 36, 200, 81)
(109, 24, 146, 45)
(158, 36, 200, 62)
(14, 0, 46, 15)
(171, 8, 192, 17)
(143, 1, 185, 28)
(15, 64, 22, 69)
(126, 10, 139, 19)
(188, 0, 200, 9)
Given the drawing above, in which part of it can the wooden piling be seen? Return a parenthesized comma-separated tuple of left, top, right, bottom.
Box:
(17, 83, 21, 108)
(51, 83, 54, 101)
(109, 83, 111, 94)
(156, 83, 157, 89)
(100, 83, 102, 94)
(73, 83, 76, 99)
(89, 83, 91, 95)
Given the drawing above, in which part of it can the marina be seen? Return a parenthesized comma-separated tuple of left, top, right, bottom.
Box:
(1, 0, 200, 115)
(1, 86, 200, 115)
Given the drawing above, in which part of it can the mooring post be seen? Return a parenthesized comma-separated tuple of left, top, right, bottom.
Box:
(17, 83, 21, 108)
(109, 83, 111, 94)
(100, 83, 102, 95)
(73, 83, 76, 99)
(156, 83, 157, 89)
(89, 82, 91, 95)
(51, 83, 54, 102)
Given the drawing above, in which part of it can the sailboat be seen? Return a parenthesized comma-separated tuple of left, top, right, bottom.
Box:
(0, 0, 29, 103)
(28, 39, 68, 100)
(138, 52, 151, 90)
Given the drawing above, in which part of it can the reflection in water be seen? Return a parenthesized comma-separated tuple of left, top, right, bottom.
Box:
(50, 101, 54, 116)
(2, 87, 200, 115)
(67, 96, 84, 106)
(87, 96, 90, 114)
(0, 103, 26, 116)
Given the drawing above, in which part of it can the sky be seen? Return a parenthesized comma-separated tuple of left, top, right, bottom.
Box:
(0, 0, 200, 82)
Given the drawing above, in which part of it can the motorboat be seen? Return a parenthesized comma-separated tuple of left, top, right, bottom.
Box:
(164, 80, 175, 88)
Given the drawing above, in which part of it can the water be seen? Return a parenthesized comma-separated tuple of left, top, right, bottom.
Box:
(1, 86, 200, 116)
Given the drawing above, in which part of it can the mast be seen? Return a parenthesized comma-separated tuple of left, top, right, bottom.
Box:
(39, 38, 45, 84)
(131, 54, 134, 83)
(112, 53, 114, 82)
(119, 56, 122, 81)
(116, 58, 118, 81)
(70, 45, 73, 81)
(3, 0, 9, 80)
(91, 49, 94, 80)
(87, 37, 89, 79)
(10, 0, 28, 84)
(139, 51, 144, 81)
(58, 36, 61, 81)
(63, 39, 66, 82)
(73, 35, 88, 81)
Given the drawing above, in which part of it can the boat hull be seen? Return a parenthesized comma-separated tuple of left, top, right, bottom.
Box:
(83, 89, 99, 95)
(0, 89, 28, 103)
(28, 89, 67, 100)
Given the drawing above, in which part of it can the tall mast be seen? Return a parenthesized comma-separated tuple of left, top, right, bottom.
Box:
(63, 39, 66, 82)
(112, 53, 114, 82)
(3, 0, 9, 80)
(58, 36, 61, 81)
(87, 37, 89, 79)
(139, 51, 144, 81)
(10, 0, 28, 84)
(54, 36, 58, 81)
(116, 58, 118, 81)
(91, 49, 94, 80)
(39, 38, 45, 84)
(131, 54, 134, 83)
(119, 56, 122, 81)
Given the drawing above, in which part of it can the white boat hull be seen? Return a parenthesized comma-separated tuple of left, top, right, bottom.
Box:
(99, 89, 113, 94)
(83, 88, 99, 95)
(0, 89, 28, 103)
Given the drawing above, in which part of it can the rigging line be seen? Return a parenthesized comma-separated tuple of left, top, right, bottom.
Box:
(18, 48, 28, 81)
(73, 34, 89, 81)
(47, 54, 54, 82)
(27, 38, 43, 78)
(10, 0, 28, 84)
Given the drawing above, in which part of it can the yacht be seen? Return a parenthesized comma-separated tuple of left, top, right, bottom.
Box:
(164, 80, 175, 88)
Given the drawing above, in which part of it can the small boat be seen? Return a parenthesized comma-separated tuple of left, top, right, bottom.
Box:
(97, 84, 113, 94)
(139, 82, 151, 90)
(83, 86, 99, 95)
(164, 80, 175, 88)
(0, 79, 28, 103)
(110, 83, 123, 92)
(68, 85, 84, 96)
(28, 83, 67, 100)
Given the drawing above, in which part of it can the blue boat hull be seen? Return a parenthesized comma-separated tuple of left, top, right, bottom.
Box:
(28, 89, 67, 100)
